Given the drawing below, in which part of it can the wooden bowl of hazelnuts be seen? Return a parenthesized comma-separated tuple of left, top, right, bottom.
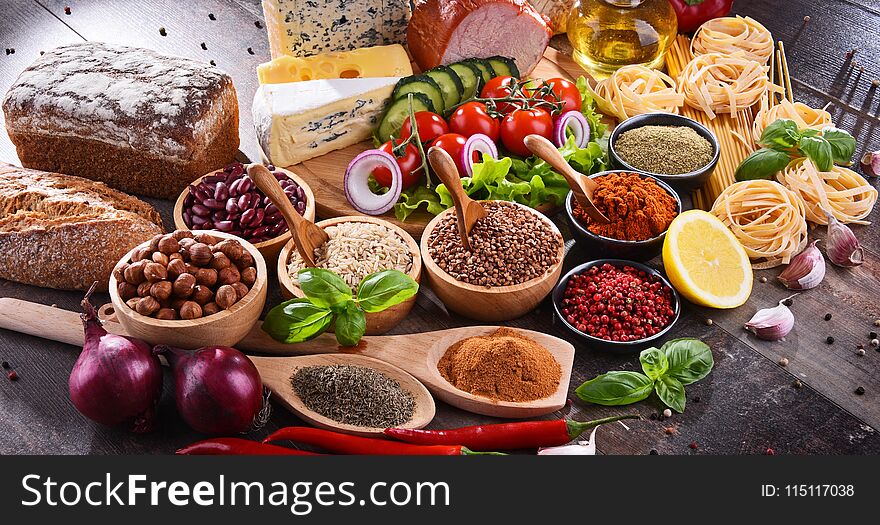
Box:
(108, 229, 268, 349)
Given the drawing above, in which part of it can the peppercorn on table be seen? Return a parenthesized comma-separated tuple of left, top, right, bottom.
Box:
(1, 0, 879, 455)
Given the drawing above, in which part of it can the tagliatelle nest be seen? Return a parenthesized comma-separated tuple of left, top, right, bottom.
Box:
(590, 65, 684, 121)
(678, 53, 778, 119)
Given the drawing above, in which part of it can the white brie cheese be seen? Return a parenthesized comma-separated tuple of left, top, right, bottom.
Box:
(253, 77, 399, 167)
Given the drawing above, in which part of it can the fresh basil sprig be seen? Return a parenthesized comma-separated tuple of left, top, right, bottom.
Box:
(262, 268, 418, 346)
(575, 338, 713, 413)
(734, 119, 857, 181)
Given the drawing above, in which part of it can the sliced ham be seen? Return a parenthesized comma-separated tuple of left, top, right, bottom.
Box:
(408, 0, 552, 75)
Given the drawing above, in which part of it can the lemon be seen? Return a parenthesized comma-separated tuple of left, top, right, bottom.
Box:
(663, 210, 752, 309)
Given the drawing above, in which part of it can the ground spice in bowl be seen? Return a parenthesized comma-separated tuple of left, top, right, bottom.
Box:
(572, 172, 678, 241)
(437, 327, 561, 402)
(615, 125, 714, 175)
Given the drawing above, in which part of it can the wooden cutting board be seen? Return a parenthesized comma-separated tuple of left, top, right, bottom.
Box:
(286, 48, 597, 238)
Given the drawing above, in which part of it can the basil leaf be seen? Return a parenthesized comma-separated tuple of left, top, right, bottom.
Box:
(734, 148, 791, 181)
(821, 126, 856, 164)
(334, 301, 366, 347)
(798, 136, 833, 172)
(662, 338, 714, 385)
(759, 118, 800, 150)
(639, 347, 669, 381)
(356, 269, 419, 313)
(261, 298, 333, 344)
(575, 371, 654, 406)
(297, 268, 353, 309)
(655, 375, 686, 413)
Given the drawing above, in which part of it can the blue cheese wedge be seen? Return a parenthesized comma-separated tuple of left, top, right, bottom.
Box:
(253, 77, 399, 166)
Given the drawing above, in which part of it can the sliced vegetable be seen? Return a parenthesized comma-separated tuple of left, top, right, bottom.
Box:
(392, 74, 445, 114)
(486, 56, 520, 78)
(553, 110, 590, 148)
(344, 149, 402, 215)
(376, 92, 433, 142)
(424, 66, 464, 109)
(461, 133, 499, 177)
(448, 62, 482, 101)
(465, 58, 496, 85)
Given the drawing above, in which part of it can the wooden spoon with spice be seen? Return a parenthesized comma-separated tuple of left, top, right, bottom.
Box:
(427, 146, 487, 251)
(247, 163, 328, 267)
(524, 134, 610, 224)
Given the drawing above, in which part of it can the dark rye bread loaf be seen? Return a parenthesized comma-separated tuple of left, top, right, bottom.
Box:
(2, 42, 239, 199)
(0, 163, 164, 291)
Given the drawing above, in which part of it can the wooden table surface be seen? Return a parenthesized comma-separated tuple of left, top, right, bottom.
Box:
(1, 0, 879, 455)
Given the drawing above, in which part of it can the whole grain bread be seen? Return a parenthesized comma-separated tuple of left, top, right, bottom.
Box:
(0, 163, 164, 290)
(2, 42, 239, 198)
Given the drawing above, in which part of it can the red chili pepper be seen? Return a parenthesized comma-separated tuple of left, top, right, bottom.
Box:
(176, 437, 322, 456)
(668, 0, 734, 34)
(384, 414, 639, 451)
(264, 427, 503, 455)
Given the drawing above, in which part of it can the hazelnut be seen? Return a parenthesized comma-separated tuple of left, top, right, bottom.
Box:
(210, 252, 231, 270)
(125, 297, 141, 310)
(218, 265, 240, 285)
(178, 237, 196, 253)
(185, 263, 200, 275)
(231, 282, 249, 300)
(158, 235, 180, 255)
(124, 260, 147, 284)
(155, 308, 177, 320)
(235, 251, 255, 270)
(216, 239, 244, 261)
(144, 262, 168, 282)
(137, 281, 153, 297)
(166, 258, 187, 279)
(191, 285, 214, 305)
(148, 234, 163, 252)
(151, 251, 169, 266)
(117, 282, 137, 301)
(194, 232, 219, 245)
(150, 281, 173, 301)
(112, 263, 128, 283)
(215, 285, 238, 309)
(130, 246, 152, 262)
(195, 268, 218, 287)
(169, 252, 183, 262)
(135, 296, 160, 316)
(171, 230, 194, 241)
(240, 266, 257, 287)
(173, 273, 197, 298)
(189, 243, 213, 266)
(202, 302, 221, 316)
(179, 301, 203, 320)
(171, 298, 187, 311)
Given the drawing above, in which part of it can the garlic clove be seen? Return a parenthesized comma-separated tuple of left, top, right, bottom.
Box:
(825, 212, 864, 267)
(744, 295, 797, 341)
(777, 240, 825, 290)
(538, 426, 599, 455)
(861, 151, 879, 178)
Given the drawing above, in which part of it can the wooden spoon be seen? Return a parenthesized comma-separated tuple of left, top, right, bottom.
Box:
(523, 134, 610, 224)
(427, 146, 487, 251)
(247, 163, 328, 267)
(0, 298, 574, 419)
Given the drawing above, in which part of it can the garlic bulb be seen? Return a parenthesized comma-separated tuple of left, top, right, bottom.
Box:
(744, 295, 798, 341)
(538, 426, 598, 455)
(825, 212, 864, 267)
(777, 241, 825, 290)
(861, 151, 879, 178)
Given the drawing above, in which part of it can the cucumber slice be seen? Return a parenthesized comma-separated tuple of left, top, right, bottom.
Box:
(486, 56, 520, 78)
(392, 74, 444, 114)
(424, 66, 463, 110)
(448, 62, 481, 101)
(376, 92, 433, 143)
(465, 59, 496, 85)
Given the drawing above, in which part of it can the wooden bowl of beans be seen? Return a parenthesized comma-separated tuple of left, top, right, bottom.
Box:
(278, 215, 422, 335)
(420, 201, 565, 322)
(173, 163, 316, 264)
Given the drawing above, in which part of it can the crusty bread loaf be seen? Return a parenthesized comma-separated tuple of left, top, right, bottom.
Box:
(0, 163, 164, 291)
(1, 42, 239, 199)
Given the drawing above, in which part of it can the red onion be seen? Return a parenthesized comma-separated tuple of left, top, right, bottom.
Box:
(154, 345, 267, 435)
(553, 111, 590, 148)
(344, 149, 402, 215)
(461, 133, 499, 177)
(69, 283, 163, 433)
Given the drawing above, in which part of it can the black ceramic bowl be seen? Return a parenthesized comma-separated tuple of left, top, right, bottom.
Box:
(563, 170, 682, 262)
(552, 259, 681, 353)
(609, 112, 720, 191)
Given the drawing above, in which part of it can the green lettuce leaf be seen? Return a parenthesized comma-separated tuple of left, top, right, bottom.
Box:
(393, 185, 446, 221)
(576, 76, 609, 140)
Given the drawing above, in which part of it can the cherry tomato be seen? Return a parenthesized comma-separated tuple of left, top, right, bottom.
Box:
(480, 76, 521, 114)
(448, 102, 500, 141)
(429, 133, 468, 174)
(536, 77, 582, 115)
(500, 108, 554, 157)
(372, 140, 423, 190)
(400, 111, 449, 143)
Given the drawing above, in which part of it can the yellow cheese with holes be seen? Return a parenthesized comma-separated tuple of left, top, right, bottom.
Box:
(257, 45, 413, 84)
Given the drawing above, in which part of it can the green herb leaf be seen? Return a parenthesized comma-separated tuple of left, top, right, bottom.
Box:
(333, 301, 366, 347)
(798, 136, 833, 172)
(759, 118, 800, 150)
(655, 375, 686, 413)
(261, 298, 333, 344)
(734, 148, 791, 181)
(662, 338, 714, 385)
(356, 269, 419, 313)
(639, 347, 669, 381)
(575, 76, 608, 139)
(575, 371, 654, 406)
(296, 268, 353, 309)
(821, 126, 856, 165)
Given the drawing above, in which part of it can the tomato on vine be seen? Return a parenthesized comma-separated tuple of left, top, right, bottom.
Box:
(372, 140, 423, 189)
(430, 133, 468, 174)
(400, 111, 449, 143)
(448, 102, 500, 141)
(500, 108, 554, 157)
(480, 76, 522, 114)
(535, 77, 582, 115)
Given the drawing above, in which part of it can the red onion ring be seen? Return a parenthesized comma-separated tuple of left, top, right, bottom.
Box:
(344, 149, 402, 215)
(553, 111, 590, 148)
(461, 133, 499, 177)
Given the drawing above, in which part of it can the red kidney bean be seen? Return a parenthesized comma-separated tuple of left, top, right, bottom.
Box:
(295, 187, 305, 201)
(240, 208, 256, 226)
(226, 199, 239, 214)
(203, 198, 224, 210)
(250, 209, 265, 228)
(215, 220, 234, 232)
(190, 185, 211, 202)
(237, 194, 250, 210)
(265, 211, 284, 225)
(184, 193, 195, 207)
(270, 221, 287, 236)
(227, 212, 241, 222)
(295, 201, 306, 214)
(279, 179, 291, 188)
(265, 204, 279, 215)
(204, 174, 224, 184)
(182, 210, 193, 227)
(251, 225, 270, 238)
(212, 210, 227, 221)
(215, 182, 229, 201)
(229, 178, 245, 197)
(202, 220, 214, 229)
(190, 214, 208, 226)
(191, 204, 211, 217)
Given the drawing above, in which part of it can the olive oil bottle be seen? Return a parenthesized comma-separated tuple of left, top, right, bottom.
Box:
(567, 0, 678, 78)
